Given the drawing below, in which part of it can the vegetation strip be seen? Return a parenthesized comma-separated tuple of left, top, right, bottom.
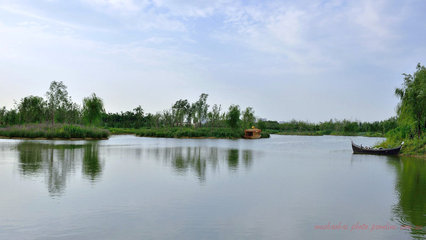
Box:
(0, 63, 424, 155)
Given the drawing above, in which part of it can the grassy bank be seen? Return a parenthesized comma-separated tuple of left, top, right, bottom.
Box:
(109, 127, 270, 139)
(376, 134, 426, 157)
(0, 124, 110, 139)
(265, 129, 384, 137)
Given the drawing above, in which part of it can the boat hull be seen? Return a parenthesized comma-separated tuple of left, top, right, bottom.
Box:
(352, 142, 401, 155)
(244, 135, 261, 139)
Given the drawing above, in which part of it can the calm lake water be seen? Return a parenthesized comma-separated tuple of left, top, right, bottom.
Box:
(0, 135, 424, 240)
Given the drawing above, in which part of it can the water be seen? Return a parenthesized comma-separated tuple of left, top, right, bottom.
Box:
(0, 135, 424, 240)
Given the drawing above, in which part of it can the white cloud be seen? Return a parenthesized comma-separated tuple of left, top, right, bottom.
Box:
(82, 0, 142, 12)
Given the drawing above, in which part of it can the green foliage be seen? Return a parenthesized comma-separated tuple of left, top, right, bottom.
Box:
(208, 104, 221, 127)
(17, 96, 46, 123)
(172, 99, 190, 126)
(257, 120, 266, 130)
(0, 124, 109, 139)
(193, 93, 209, 127)
(82, 93, 105, 126)
(395, 63, 426, 139)
(242, 107, 255, 129)
(260, 132, 270, 138)
(377, 63, 426, 155)
(45, 81, 70, 125)
(227, 105, 241, 129)
(261, 118, 396, 136)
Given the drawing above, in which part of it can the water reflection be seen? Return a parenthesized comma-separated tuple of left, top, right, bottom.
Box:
(17, 141, 103, 196)
(387, 157, 426, 239)
(228, 149, 239, 170)
(82, 143, 102, 181)
(145, 147, 253, 182)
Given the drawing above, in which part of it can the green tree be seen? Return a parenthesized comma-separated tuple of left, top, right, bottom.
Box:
(227, 105, 241, 129)
(193, 93, 209, 127)
(5, 109, 19, 125)
(395, 63, 426, 138)
(208, 104, 221, 127)
(46, 81, 70, 125)
(17, 96, 46, 123)
(242, 107, 255, 129)
(257, 119, 266, 130)
(133, 105, 144, 128)
(65, 102, 81, 124)
(82, 93, 105, 126)
(0, 107, 7, 126)
(161, 110, 173, 127)
(172, 99, 190, 126)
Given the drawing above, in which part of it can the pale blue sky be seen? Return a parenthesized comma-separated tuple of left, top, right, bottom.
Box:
(0, 0, 425, 122)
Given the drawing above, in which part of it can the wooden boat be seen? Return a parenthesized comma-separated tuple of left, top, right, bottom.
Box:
(244, 127, 261, 139)
(351, 141, 402, 155)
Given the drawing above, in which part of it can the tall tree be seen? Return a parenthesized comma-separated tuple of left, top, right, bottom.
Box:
(46, 81, 69, 125)
(134, 105, 144, 128)
(227, 105, 241, 129)
(172, 99, 190, 126)
(242, 107, 255, 129)
(82, 93, 105, 126)
(208, 104, 221, 127)
(395, 63, 426, 138)
(0, 107, 6, 126)
(193, 93, 209, 127)
(17, 96, 46, 123)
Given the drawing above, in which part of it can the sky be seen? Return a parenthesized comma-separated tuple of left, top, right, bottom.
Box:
(0, 0, 425, 122)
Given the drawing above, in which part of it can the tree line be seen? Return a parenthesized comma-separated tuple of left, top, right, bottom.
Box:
(259, 118, 398, 135)
(0, 81, 104, 127)
(0, 81, 257, 130)
(102, 95, 256, 129)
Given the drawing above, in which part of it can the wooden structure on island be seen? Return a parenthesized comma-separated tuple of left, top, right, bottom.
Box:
(244, 127, 261, 139)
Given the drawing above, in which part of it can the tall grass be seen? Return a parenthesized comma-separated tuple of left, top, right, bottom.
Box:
(0, 124, 109, 139)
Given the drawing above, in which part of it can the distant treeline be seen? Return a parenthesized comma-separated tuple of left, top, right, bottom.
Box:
(0, 83, 258, 132)
(259, 118, 398, 136)
(0, 81, 405, 140)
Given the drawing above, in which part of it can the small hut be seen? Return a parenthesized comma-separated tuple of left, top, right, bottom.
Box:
(244, 127, 261, 139)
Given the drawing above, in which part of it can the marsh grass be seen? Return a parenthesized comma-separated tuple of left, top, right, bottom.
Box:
(0, 124, 109, 139)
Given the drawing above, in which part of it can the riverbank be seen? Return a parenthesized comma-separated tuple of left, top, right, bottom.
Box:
(0, 124, 110, 140)
(109, 127, 270, 139)
(376, 135, 426, 157)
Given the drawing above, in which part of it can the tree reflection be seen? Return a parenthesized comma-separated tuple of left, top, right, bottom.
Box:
(147, 146, 253, 182)
(17, 142, 44, 175)
(82, 143, 102, 181)
(17, 141, 102, 196)
(227, 149, 239, 170)
(387, 157, 426, 239)
(242, 150, 253, 169)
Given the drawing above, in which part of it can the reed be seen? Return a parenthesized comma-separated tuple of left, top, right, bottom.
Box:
(0, 124, 109, 139)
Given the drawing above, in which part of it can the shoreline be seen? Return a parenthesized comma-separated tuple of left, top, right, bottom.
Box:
(271, 132, 385, 137)
(0, 136, 108, 141)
